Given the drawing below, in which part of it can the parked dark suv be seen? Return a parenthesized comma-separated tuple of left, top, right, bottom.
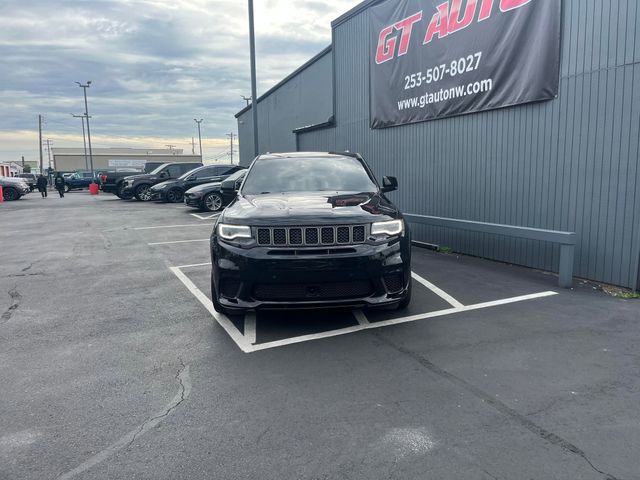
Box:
(120, 162, 202, 201)
(101, 162, 165, 199)
(149, 164, 244, 203)
(210, 152, 411, 315)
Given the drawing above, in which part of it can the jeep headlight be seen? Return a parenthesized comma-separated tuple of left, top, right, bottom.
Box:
(371, 219, 404, 236)
(218, 224, 252, 241)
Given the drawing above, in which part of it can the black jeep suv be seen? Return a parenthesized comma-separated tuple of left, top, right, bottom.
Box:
(120, 162, 202, 201)
(210, 152, 411, 315)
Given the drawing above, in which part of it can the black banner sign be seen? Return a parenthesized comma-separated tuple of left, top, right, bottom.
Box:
(370, 0, 561, 128)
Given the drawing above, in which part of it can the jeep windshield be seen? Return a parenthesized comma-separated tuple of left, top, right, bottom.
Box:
(241, 156, 377, 195)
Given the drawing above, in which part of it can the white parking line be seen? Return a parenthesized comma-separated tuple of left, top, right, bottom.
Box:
(169, 266, 253, 352)
(170, 265, 558, 353)
(244, 312, 257, 344)
(353, 309, 369, 325)
(249, 291, 558, 352)
(411, 272, 464, 308)
(134, 224, 215, 230)
(191, 213, 220, 220)
(176, 262, 212, 269)
(148, 239, 209, 246)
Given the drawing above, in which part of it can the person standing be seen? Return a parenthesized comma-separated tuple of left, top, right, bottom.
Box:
(54, 173, 65, 198)
(36, 174, 48, 198)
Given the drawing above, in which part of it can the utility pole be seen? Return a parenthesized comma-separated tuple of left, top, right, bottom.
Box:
(38, 114, 43, 174)
(72, 113, 89, 171)
(21, 156, 24, 168)
(75, 81, 94, 175)
(194, 119, 203, 159)
(226, 133, 236, 164)
(248, 0, 259, 159)
(191, 137, 195, 155)
(165, 144, 176, 154)
(45, 139, 52, 169)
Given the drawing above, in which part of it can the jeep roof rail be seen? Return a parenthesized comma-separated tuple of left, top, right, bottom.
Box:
(328, 151, 359, 158)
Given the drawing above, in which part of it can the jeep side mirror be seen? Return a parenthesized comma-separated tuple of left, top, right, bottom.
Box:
(381, 176, 398, 193)
(220, 178, 238, 193)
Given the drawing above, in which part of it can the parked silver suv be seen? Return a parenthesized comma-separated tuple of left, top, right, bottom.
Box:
(0, 176, 31, 201)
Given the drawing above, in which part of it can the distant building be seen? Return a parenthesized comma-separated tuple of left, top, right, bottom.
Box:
(52, 148, 203, 172)
(0, 162, 23, 177)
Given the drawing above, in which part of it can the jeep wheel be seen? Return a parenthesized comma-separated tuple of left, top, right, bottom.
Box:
(165, 188, 183, 203)
(203, 192, 223, 212)
(134, 184, 153, 201)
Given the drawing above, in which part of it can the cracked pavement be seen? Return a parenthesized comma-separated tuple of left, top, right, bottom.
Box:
(1, 286, 21, 322)
(1, 193, 639, 480)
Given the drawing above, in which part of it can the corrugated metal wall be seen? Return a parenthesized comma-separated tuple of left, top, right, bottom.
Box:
(297, 0, 640, 290)
(239, 0, 640, 289)
(237, 50, 333, 164)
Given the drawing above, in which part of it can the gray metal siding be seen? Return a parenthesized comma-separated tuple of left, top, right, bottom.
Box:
(237, 51, 333, 165)
(296, 0, 640, 289)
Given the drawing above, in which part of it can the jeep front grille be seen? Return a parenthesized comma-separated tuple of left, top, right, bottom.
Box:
(255, 225, 367, 247)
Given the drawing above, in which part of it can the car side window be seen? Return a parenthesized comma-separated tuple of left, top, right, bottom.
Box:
(180, 164, 200, 175)
(166, 165, 182, 177)
(216, 166, 233, 175)
(197, 166, 217, 178)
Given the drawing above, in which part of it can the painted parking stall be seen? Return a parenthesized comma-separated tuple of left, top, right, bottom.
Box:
(138, 210, 558, 353)
(169, 261, 557, 353)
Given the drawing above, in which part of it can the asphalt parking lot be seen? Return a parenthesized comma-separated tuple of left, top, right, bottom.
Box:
(1, 192, 639, 480)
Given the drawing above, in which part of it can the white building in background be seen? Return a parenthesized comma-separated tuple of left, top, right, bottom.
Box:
(51, 147, 203, 172)
(0, 162, 23, 177)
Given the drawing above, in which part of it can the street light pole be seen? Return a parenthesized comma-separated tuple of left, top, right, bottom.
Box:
(38, 114, 43, 174)
(194, 119, 203, 160)
(248, 0, 259, 159)
(75, 81, 94, 175)
(71, 114, 89, 171)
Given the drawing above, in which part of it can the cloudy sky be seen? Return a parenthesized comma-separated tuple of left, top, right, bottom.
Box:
(0, 0, 359, 163)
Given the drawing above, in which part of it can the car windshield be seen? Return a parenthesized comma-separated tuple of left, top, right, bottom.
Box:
(241, 156, 377, 195)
